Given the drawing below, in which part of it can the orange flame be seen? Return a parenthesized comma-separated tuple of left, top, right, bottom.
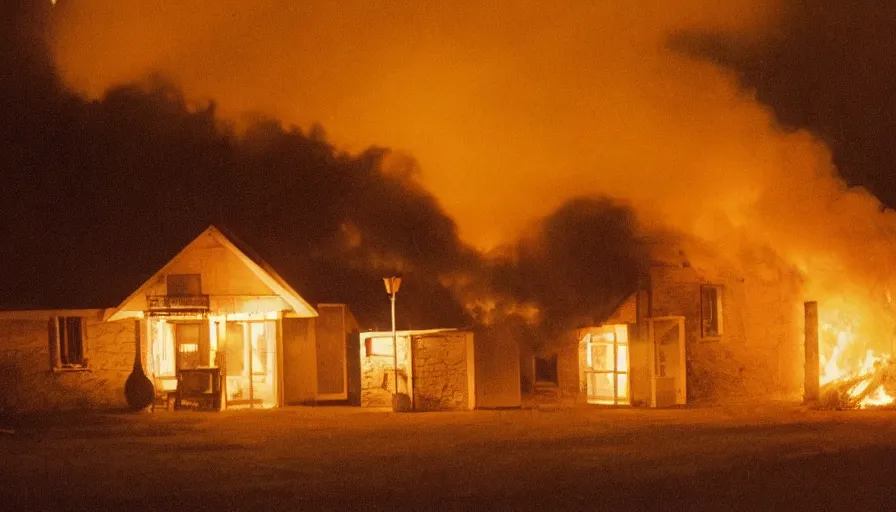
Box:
(820, 314, 894, 409)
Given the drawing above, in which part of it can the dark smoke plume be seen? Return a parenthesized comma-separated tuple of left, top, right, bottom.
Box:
(469, 197, 649, 337)
(0, 2, 476, 328)
(1, 3, 647, 334)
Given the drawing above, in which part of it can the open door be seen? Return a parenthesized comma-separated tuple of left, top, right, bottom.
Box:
(647, 317, 686, 407)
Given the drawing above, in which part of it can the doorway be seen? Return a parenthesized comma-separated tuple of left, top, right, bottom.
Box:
(648, 316, 686, 407)
(223, 320, 277, 408)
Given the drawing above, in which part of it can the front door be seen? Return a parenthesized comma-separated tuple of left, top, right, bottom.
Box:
(648, 317, 686, 407)
(223, 321, 278, 408)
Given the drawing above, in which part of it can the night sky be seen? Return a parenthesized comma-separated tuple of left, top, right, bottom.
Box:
(676, 1, 896, 208)
(2, 2, 896, 331)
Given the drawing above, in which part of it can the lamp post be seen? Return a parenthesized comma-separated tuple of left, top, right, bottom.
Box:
(383, 276, 402, 398)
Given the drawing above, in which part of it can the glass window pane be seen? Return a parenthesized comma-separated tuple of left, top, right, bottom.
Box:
(590, 343, 614, 371)
(617, 344, 628, 371)
(588, 372, 615, 402)
(617, 374, 629, 403)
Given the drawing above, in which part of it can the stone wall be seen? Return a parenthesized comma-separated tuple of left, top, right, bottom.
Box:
(360, 335, 411, 407)
(411, 332, 471, 411)
(360, 331, 475, 410)
(0, 315, 136, 413)
(650, 263, 802, 404)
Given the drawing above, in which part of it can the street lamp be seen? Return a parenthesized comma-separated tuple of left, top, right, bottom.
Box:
(383, 276, 402, 400)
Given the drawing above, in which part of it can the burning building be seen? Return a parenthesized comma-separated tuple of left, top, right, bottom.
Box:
(5, 3, 896, 415)
(518, 235, 804, 408)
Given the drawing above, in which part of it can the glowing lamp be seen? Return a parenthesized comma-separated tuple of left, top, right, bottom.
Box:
(383, 276, 402, 296)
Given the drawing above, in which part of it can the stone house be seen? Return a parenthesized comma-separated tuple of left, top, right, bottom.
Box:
(0, 226, 360, 412)
(521, 241, 804, 408)
(359, 329, 476, 411)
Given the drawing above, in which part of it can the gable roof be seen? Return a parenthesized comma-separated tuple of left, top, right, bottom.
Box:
(105, 225, 317, 321)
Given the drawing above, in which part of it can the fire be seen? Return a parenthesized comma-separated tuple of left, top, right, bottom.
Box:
(819, 317, 895, 409)
(861, 386, 895, 407)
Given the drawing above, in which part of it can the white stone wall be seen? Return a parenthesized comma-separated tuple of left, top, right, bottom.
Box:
(0, 317, 135, 413)
(360, 335, 410, 407)
(412, 333, 470, 411)
(360, 331, 474, 410)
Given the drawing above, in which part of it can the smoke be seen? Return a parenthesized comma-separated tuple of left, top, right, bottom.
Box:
(2, 2, 653, 336)
(51, 0, 779, 247)
(0, 3, 478, 328)
(466, 197, 649, 336)
(10, 1, 896, 367)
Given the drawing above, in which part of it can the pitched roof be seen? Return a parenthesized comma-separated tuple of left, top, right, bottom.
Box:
(105, 225, 317, 321)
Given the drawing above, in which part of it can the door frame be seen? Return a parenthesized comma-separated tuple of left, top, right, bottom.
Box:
(647, 316, 687, 406)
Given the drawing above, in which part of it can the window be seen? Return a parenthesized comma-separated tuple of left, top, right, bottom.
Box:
(581, 327, 630, 405)
(534, 354, 559, 385)
(51, 317, 86, 368)
(365, 337, 395, 357)
(700, 285, 723, 338)
(167, 274, 202, 296)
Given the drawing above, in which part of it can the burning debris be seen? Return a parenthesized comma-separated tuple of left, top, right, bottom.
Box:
(820, 357, 896, 410)
(818, 317, 896, 409)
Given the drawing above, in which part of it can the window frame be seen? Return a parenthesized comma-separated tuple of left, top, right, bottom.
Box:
(700, 285, 723, 339)
(51, 316, 88, 371)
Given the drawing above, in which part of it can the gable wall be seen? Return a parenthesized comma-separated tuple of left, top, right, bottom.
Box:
(118, 234, 279, 313)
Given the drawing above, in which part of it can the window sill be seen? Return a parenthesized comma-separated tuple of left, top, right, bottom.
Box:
(52, 366, 91, 374)
(700, 335, 723, 343)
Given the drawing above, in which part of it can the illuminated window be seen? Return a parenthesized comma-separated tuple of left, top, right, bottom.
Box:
(365, 337, 395, 357)
(167, 274, 202, 296)
(701, 285, 723, 338)
(51, 317, 86, 368)
(534, 355, 559, 385)
(581, 326, 630, 405)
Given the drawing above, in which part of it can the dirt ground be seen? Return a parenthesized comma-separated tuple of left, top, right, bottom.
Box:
(1, 404, 895, 511)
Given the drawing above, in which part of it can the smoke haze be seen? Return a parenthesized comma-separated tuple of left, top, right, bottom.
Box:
(52, 0, 778, 247)
(12, 2, 896, 363)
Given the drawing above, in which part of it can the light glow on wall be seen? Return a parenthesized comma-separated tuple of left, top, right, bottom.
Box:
(225, 311, 279, 321)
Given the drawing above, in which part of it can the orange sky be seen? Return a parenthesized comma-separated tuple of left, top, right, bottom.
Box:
(52, 1, 779, 249)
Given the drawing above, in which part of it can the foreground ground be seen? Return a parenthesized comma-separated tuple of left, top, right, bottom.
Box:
(1, 404, 895, 511)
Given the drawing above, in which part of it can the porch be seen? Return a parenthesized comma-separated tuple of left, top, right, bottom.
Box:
(146, 311, 280, 411)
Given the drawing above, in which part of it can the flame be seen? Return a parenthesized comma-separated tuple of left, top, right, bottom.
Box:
(819, 313, 895, 408)
(859, 386, 894, 408)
